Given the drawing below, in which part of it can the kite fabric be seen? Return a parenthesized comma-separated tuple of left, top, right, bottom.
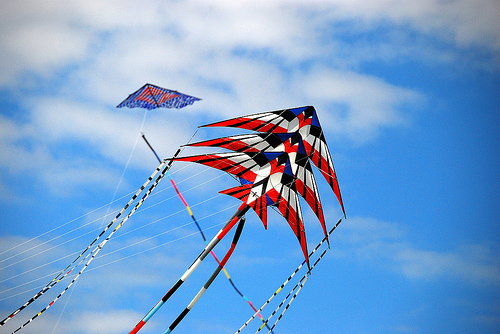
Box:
(201, 105, 345, 217)
(117, 83, 201, 110)
(172, 151, 310, 266)
(186, 132, 328, 242)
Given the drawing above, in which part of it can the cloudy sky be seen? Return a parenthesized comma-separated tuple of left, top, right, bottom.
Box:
(0, 1, 499, 333)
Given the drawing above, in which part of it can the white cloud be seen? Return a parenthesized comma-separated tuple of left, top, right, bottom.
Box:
(2, 0, 497, 88)
(70, 310, 142, 334)
(335, 216, 500, 286)
(0, 0, 500, 85)
(0, 226, 204, 333)
(0, 0, 493, 200)
(312, 0, 500, 50)
(301, 67, 423, 142)
(396, 246, 500, 285)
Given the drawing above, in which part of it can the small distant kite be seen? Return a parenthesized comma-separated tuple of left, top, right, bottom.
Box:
(117, 83, 201, 110)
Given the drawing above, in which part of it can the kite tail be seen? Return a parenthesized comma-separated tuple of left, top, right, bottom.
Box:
(129, 203, 250, 334)
(164, 217, 246, 334)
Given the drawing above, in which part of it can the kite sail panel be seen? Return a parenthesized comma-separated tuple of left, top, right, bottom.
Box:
(117, 83, 201, 110)
(186, 132, 328, 242)
(201, 106, 345, 217)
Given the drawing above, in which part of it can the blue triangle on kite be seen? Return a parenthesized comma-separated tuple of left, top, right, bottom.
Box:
(289, 106, 308, 116)
(266, 194, 275, 206)
(283, 159, 294, 176)
(311, 111, 321, 128)
(296, 139, 308, 156)
(275, 133, 295, 142)
(239, 177, 252, 185)
(263, 152, 282, 162)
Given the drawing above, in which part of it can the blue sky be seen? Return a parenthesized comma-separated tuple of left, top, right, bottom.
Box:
(0, 1, 499, 333)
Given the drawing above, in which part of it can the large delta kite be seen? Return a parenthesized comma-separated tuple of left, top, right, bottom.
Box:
(201, 105, 345, 218)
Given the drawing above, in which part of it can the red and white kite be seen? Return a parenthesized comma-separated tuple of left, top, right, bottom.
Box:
(201, 106, 345, 217)
(186, 132, 328, 243)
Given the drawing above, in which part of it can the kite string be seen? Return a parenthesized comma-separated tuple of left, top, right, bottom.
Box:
(8, 159, 173, 333)
(0, 154, 242, 281)
(51, 274, 78, 334)
(0, 109, 149, 265)
(0, 191, 133, 263)
(0, 199, 240, 305)
(0, 158, 169, 328)
(49, 119, 143, 333)
(99, 109, 149, 229)
(0, 167, 227, 291)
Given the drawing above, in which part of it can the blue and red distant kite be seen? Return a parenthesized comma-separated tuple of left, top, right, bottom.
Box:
(117, 83, 201, 110)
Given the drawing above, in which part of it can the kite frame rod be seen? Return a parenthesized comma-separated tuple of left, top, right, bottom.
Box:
(129, 203, 250, 334)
